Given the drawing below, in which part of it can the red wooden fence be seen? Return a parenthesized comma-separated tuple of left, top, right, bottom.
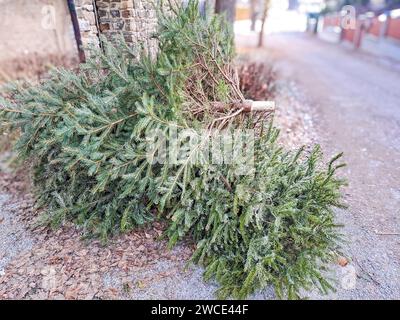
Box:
(386, 17, 400, 40)
(322, 10, 400, 45)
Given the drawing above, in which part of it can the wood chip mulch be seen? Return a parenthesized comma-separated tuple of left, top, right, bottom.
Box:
(0, 169, 194, 300)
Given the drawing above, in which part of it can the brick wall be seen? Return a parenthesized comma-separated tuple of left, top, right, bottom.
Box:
(75, 0, 100, 49)
(74, 0, 159, 57)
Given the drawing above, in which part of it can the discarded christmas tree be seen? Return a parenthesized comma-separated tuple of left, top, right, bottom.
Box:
(0, 1, 346, 299)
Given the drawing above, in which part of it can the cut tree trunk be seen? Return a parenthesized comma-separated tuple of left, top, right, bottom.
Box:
(211, 100, 275, 112)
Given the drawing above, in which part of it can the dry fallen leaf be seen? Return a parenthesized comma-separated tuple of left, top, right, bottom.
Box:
(65, 288, 79, 300)
(338, 256, 348, 267)
(136, 280, 147, 289)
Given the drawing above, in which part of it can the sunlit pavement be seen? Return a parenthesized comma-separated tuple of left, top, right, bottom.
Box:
(235, 11, 307, 35)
